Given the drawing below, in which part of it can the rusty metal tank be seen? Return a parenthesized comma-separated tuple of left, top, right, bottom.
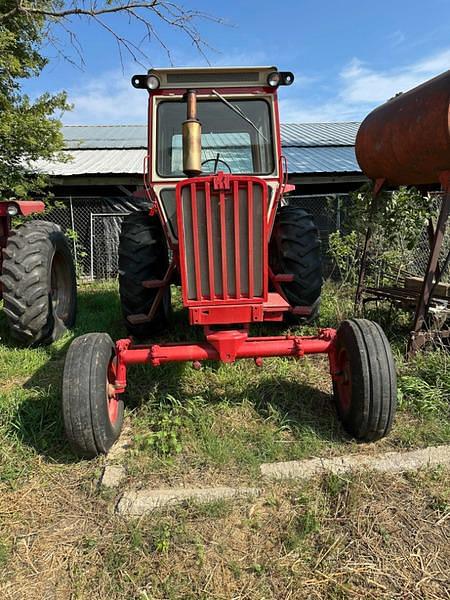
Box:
(355, 70, 450, 186)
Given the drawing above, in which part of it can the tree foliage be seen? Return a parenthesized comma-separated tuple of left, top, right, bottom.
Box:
(328, 184, 436, 285)
(0, 1, 69, 196)
(0, 1, 219, 198)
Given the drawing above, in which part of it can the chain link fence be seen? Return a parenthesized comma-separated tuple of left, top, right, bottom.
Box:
(405, 193, 450, 281)
(33, 196, 150, 279)
(32, 192, 449, 283)
(34, 194, 345, 280)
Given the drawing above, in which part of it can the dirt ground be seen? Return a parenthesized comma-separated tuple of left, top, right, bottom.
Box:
(0, 464, 448, 599)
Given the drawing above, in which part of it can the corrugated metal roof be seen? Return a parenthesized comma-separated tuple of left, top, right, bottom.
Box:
(280, 122, 359, 147)
(283, 146, 359, 174)
(37, 145, 359, 176)
(46, 122, 361, 176)
(62, 125, 147, 149)
(35, 149, 146, 175)
(61, 122, 360, 150)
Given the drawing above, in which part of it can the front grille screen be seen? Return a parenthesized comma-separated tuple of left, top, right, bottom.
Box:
(179, 180, 267, 301)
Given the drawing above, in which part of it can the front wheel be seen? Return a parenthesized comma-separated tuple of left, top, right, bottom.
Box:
(333, 319, 397, 442)
(62, 333, 124, 458)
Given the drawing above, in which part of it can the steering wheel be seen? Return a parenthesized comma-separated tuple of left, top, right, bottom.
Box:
(201, 157, 232, 174)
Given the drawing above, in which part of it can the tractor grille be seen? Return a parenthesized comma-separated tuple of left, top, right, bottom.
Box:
(177, 177, 268, 303)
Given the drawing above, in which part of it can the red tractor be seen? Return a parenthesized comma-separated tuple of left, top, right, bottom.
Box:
(0, 200, 76, 345)
(62, 67, 397, 457)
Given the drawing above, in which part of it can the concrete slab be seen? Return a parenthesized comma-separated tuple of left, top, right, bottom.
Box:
(260, 445, 450, 480)
(101, 465, 126, 488)
(108, 425, 132, 460)
(117, 486, 260, 516)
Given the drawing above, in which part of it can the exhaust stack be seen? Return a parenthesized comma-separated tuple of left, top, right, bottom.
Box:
(183, 89, 202, 177)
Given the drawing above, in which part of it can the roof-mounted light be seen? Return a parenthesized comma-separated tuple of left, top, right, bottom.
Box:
(131, 74, 160, 90)
(267, 72, 281, 87)
(146, 75, 160, 90)
(267, 71, 295, 87)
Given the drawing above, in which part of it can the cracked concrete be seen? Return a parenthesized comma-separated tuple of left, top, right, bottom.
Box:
(117, 486, 261, 516)
(260, 445, 450, 480)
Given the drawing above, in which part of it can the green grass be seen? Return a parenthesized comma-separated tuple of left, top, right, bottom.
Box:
(1, 278, 449, 598)
(1, 279, 449, 489)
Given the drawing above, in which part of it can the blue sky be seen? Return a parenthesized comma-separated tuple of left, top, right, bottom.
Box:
(25, 0, 450, 125)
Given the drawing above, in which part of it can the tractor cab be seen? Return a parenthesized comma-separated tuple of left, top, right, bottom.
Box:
(131, 66, 294, 243)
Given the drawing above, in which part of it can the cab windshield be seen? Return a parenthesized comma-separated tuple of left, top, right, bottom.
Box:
(156, 98, 275, 177)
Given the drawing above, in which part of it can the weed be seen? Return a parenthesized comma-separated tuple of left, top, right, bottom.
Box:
(0, 539, 10, 569)
(153, 523, 172, 553)
(284, 506, 321, 552)
(228, 560, 242, 579)
(322, 472, 349, 497)
(398, 375, 448, 416)
(187, 498, 233, 519)
(81, 536, 97, 550)
(194, 538, 205, 566)
(249, 562, 265, 575)
(134, 395, 183, 456)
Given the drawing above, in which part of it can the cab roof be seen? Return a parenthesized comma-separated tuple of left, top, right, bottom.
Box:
(147, 66, 278, 89)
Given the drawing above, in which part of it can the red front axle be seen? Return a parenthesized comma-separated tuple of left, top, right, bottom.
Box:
(113, 328, 337, 394)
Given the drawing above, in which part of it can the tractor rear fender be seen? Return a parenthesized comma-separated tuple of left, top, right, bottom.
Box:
(0, 200, 46, 297)
(0, 200, 45, 217)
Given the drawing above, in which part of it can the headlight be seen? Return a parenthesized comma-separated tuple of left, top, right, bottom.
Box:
(146, 75, 160, 90)
(131, 74, 160, 90)
(7, 204, 18, 216)
(267, 72, 281, 87)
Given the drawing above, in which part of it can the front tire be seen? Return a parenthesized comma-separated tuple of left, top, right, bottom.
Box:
(333, 319, 397, 442)
(62, 333, 124, 458)
(269, 206, 322, 322)
(1, 220, 77, 345)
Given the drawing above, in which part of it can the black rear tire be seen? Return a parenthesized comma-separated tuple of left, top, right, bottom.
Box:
(269, 206, 322, 322)
(118, 212, 172, 338)
(333, 318, 397, 442)
(62, 332, 124, 458)
(1, 220, 77, 345)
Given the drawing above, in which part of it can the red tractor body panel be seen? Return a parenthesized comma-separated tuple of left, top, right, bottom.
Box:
(0, 200, 45, 217)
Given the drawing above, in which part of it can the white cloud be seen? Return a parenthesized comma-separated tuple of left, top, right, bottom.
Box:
(339, 48, 450, 105)
(62, 68, 147, 124)
(279, 47, 450, 123)
(60, 47, 450, 125)
(388, 30, 406, 47)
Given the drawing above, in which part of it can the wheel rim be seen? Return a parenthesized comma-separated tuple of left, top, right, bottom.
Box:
(50, 250, 72, 322)
(107, 357, 120, 424)
(336, 347, 352, 413)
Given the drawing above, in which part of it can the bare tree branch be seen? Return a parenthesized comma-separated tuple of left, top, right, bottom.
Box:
(0, 1, 225, 68)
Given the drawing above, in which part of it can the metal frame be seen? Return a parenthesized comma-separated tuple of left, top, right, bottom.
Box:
(355, 174, 450, 355)
(113, 328, 337, 394)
